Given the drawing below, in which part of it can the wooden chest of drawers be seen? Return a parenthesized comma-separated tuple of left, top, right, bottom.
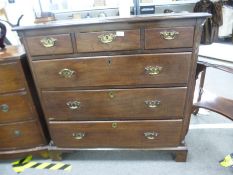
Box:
(14, 13, 210, 161)
(0, 46, 47, 158)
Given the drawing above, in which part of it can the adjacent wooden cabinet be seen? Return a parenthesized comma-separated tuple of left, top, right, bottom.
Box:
(14, 13, 210, 161)
(0, 46, 48, 158)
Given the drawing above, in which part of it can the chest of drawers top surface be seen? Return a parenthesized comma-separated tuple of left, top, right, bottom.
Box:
(0, 46, 25, 60)
(14, 13, 210, 31)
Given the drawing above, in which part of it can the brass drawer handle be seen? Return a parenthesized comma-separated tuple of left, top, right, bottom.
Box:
(145, 100, 160, 108)
(145, 66, 162, 75)
(40, 37, 57, 48)
(144, 131, 159, 140)
(160, 31, 179, 40)
(108, 91, 115, 99)
(14, 130, 22, 137)
(98, 33, 116, 44)
(72, 132, 85, 140)
(0, 104, 9, 112)
(59, 68, 75, 78)
(66, 101, 81, 110)
(112, 122, 117, 128)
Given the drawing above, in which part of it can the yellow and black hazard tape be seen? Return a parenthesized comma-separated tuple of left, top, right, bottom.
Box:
(219, 153, 233, 168)
(12, 155, 71, 173)
(12, 155, 33, 173)
(23, 161, 72, 171)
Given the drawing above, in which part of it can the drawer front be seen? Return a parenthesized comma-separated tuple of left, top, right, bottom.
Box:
(49, 120, 182, 148)
(145, 27, 194, 49)
(76, 29, 140, 52)
(0, 92, 35, 124)
(26, 34, 73, 56)
(0, 61, 25, 93)
(33, 53, 191, 88)
(0, 121, 45, 150)
(42, 88, 187, 121)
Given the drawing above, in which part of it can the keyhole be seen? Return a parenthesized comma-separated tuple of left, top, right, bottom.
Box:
(108, 58, 112, 65)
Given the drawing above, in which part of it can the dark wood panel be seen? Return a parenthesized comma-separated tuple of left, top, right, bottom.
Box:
(0, 61, 25, 93)
(180, 18, 207, 140)
(49, 120, 182, 148)
(145, 27, 194, 49)
(42, 87, 187, 121)
(76, 29, 140, 52)
(0, 46, 25, 61)
(30, 48, 193, 61)
(26, 34, 74, 56)
(0, 92, 35, 123)
(0, 121, 45, 150)
(33, 53, 191, 88)
(0, 147, 48, 159)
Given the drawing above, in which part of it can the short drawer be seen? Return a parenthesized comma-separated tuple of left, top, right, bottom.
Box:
(49, 120, 182, 148)
(26, 34, 73, 56)
(145, 27, 194, 49)
(76, 29, 140, 52)
(33, 53, 191, 88)
(0, 61, 25, 93)
(0, 121, 45, 150)
(0, 92, 35, 124)
(42, 87, 187, 121)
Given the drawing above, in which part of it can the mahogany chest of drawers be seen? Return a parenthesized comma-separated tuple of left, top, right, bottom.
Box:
(0, 46, 47, 158)
(14, 13, 210, 161)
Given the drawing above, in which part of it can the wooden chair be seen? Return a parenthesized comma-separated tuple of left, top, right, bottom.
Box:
(193, 61, 233, 121)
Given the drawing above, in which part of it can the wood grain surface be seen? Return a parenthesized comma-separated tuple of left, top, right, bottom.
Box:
(42, 87, 187, 121)
(49, 120, 182, 148)
(33, 53, 192, 88)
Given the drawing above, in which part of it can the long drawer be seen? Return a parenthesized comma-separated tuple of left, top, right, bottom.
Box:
(0, 92, 35, 123)
(42, 87, 187, 121)
(0, 120, 45, 150)
(0, 61, 25, 93)
(33, 53, 191, 88)
(49, 120, 182, 148)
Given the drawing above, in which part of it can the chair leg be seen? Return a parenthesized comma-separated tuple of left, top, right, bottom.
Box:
(193, 66, 207, 115)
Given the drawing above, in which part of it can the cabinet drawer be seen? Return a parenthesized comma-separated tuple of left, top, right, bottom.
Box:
(0, 92, 35, 124)
(33, 53, 191, 88)
(0, 121, 45, 150)
(42, 87, 187, 121)
(50, 120, 182, 148)
(145, 27, 194, 49)
(76, 29, 140, 52)
(0, 61, 25, 93)
(26, 34, 73, 56)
